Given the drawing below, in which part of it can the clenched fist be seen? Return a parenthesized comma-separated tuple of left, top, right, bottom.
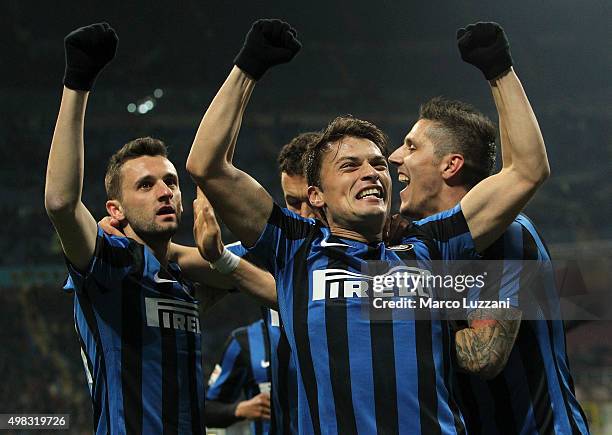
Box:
(234, 19, 301, 80)
(63, 22, 118, 91)
(457, 22, 513, 80)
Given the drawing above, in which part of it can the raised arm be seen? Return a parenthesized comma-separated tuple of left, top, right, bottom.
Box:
(44, 23, 118, 271)
(186, 19, 301, 247)
(457, 22, 550, 252)
(192, 190, 278, 309)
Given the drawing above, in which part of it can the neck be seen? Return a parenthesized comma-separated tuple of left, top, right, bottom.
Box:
(433, 185, 468, 215)
(409, 185, 468, 220)
(123, 226, 171, 267)
(328, 217, 384, 244)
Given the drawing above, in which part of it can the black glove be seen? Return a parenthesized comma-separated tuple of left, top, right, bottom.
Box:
(63, 22, 118, 91)
(234, 19, 301, 80)
(457, 22, 512, 80)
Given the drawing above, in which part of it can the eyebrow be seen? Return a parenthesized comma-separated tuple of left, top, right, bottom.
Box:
(336, 156, 361, 165)
(134, 172, 177, 185)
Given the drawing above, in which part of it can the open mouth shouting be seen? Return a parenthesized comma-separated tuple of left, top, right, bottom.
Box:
(156, 205, 176, 218)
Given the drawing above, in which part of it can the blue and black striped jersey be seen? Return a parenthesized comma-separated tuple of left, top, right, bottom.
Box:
(226, 243, 299, 434)
(246, 203, 479, 435)
(262, 308, 299, 435)
(63, 227, 205, 435)
(207, 319, 271, 435)
(454, 214, 589, 434)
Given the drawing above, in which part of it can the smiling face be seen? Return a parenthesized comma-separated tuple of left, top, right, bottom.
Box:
(308, 136, 391, 235)
(388, 119, 447, 219)
(107, 155, 183, 240)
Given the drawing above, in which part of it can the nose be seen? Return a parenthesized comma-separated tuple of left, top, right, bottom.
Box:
(157, 181, 174, 201)
(360, 161, 380, 181)
(388, 147, 404, 167)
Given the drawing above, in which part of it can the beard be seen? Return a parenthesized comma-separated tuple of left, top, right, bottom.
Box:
(123, 207, 181, 241)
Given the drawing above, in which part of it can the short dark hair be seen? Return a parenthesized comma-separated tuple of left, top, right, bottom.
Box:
(419, 97, 497, 188)
(278, 132, 321, 176)
(304, 115, 389, 188)
(105, 137, 169, 200)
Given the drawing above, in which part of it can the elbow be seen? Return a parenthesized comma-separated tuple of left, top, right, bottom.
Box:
(530, 156, 551, 186)
(459, 356, 507, 381)
(539, 161, 551, 184)
(44, 193, 77, 216)
(186, 158, 234, 188)
(185, 155, 206, 182)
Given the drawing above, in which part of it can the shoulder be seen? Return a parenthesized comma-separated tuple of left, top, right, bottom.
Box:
(482, 214, 549, 260)
(412, 203, 470, 240)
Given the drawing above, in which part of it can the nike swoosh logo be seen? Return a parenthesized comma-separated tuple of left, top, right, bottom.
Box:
(387, 244, 414, 251)
(320, 239, 350, 248)
(260, 360, 270, 368)
(153, 271, 178, 284)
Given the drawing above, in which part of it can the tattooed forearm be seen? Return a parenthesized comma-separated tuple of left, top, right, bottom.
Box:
(455, 307, 522, 379)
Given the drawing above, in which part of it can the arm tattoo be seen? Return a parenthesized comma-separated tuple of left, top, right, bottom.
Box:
(455, 307, 522, 379)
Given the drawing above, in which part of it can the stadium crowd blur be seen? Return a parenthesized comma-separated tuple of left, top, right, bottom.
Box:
(2, 1, 610, 433)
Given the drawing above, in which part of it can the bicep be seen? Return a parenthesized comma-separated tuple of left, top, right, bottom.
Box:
(461, 169, 537, 252)
(195, 166, 273, 248)
(48, 202, 97, 272)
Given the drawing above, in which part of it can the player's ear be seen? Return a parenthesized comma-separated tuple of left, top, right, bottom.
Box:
(106, 199, 126, 221)
(307, 185, 325, 209)
(441, 154, 465, 180)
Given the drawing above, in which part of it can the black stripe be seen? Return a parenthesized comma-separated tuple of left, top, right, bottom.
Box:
(277, 325, 293, 435)
(454, 373, 482, 435)
(74, 295, 112, 434)
(260, 317, 272, 381)
(187, 332, 202, 435)
(516, 322, 555, 434)
(367, 247, 400, 435)
(487, 375, 519, 435)
(121, 242, 145, 435)
(415, 311, 442, 435)
(370, 320, 398, 435)
(254, 418, 263, 435)
(292, 231, 322, 435)
(161, 320, 179, 435)
(324, 248, 358, 435)
(414, 208, 470, 243)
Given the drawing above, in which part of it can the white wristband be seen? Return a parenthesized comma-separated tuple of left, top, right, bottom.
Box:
(210, 247, 241, 274)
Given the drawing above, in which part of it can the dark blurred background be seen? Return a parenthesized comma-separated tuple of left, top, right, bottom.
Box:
(1, 0, 610, 433)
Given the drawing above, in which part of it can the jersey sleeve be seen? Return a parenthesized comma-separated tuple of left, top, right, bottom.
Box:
(62, 226, 135, 294)
(246, 203, 315, 275)
(206, 335, 249, 403)
(467, 218, 541, 312)
(412, 203, 479, 261)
